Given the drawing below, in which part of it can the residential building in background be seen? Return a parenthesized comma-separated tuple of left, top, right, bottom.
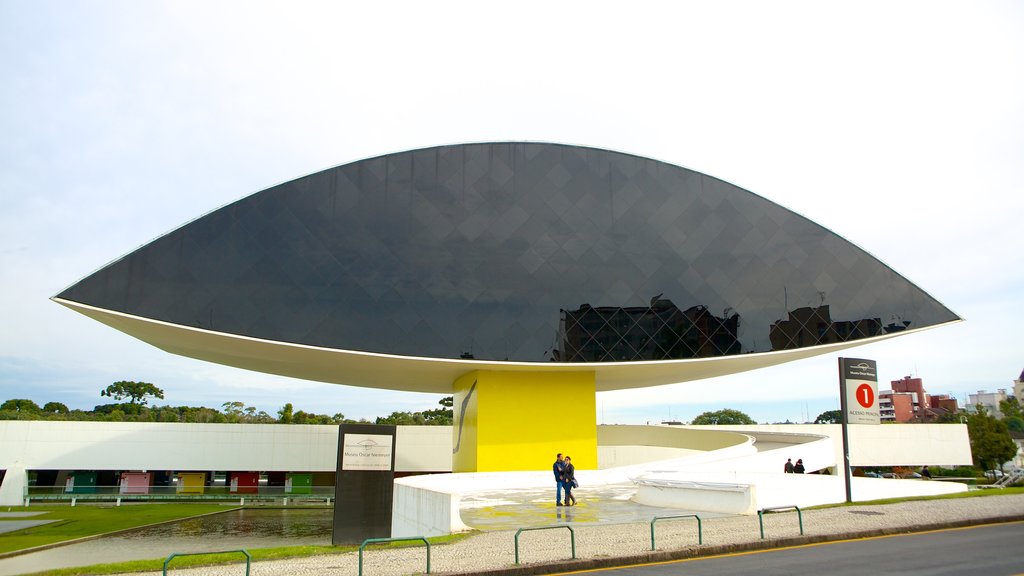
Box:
(1010, 431, 1024, 470)
(879, 375, 959, 423)
(968, 389, 1009, 418)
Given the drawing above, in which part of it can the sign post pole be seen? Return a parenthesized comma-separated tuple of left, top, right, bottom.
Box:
(838, 357, 880, 504)
(838, 359, 853, 503)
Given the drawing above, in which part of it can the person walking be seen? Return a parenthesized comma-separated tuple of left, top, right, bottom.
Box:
(794, 459, 805, 473)
(553, 453, 566, 506)
(562, 455, 577, 505)
(784, 458, 795, 473)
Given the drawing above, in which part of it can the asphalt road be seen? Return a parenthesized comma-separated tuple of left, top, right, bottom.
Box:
(562, 521, 1024, 576)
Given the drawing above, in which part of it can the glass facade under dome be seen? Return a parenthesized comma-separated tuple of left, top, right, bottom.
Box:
(57, 142, 959, 363)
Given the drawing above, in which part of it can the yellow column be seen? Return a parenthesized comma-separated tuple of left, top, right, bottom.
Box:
(452, 370, 597, 472)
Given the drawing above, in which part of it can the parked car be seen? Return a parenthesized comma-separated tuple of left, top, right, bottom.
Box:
(863, 471, 882, 478)
(881, 472, 900, 479)
(985, 469, 1005, 480)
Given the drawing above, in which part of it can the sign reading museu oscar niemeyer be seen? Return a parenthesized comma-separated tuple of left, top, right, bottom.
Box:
(341, 433, 394, 471)
(333, 423, 396, 544)
(839, 357, 880, 425)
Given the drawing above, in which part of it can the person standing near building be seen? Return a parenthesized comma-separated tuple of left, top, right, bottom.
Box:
(784, 458, 795, 473)
(553, 453, 566, 505)
(921, 465, 932, 479)
(794, 459, 805, 473)
(563, 455, 577, 506)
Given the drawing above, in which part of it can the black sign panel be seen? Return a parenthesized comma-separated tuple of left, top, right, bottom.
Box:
(332, 423, 397, 545)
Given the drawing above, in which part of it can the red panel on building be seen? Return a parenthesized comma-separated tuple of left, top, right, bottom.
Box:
(229, 472, 259, 494)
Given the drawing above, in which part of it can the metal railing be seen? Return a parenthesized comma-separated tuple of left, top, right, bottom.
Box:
(514, 525, 576, 564)
(359, 536, 430, 576)
(23, 485, 336, 505)
(650, 514, 702, 550)
(992, 470, 1024, 488)
(162, 549, 250, 575)
(758, 505, 803, 539)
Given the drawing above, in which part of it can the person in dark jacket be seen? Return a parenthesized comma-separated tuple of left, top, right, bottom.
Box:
(553, 453, 566, 505)
(794, 459, 805, 473)
(784, 458, 795, 473)
(562, 456, 577, 505)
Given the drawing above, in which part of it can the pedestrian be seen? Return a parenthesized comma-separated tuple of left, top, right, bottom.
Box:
(553, 453, 566, 505)
(921, 465, 932, 479)
(794, 459, 805, 474)
(784, 458, 794, 473)
(562, 455, 577, 505)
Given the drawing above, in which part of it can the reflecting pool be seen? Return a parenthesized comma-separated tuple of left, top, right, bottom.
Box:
(0, 507, 333, 576)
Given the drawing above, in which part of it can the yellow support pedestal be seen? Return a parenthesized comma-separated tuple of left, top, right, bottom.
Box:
(452, 370, 597, 472)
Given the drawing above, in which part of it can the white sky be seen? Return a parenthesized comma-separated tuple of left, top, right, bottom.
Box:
(1, 1, 1022, 424)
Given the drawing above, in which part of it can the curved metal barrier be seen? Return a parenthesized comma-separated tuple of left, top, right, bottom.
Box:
(514, 525, 576, 564)
(359, 536, 430, 576)
(162, 549, 250, 575)
(758, 505, 803, 539)
(650, 514, 702, 550)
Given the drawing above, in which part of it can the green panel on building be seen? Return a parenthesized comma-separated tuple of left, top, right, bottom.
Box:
(286, 473, 312, 494)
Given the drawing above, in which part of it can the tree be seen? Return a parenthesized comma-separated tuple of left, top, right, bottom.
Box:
(999, 397, 1023, 420)
(935, 410, 966, 424)
(100, 381, 164, 405)
(814, 410, 842, 424)
(421, 407, 453, 425)
(180, 406, 226, 423)
(277, 403, 294, 424)
(422, 397, 454, 425)
(1005, 416, 1024, 433)
(376, 411, 426, 425)
(222, 401, 246, 422)
(1, 399, 41, 413)
(966, 411, 1017, 472)
(157, 407, 181, 422)
(43, 402, 70, 415)
(691, 408, 756, 425)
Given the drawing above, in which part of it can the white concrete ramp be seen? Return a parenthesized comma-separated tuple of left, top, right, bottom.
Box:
(392, 424, 971, 537)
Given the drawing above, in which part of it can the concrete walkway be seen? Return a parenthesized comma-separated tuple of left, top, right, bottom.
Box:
(122, 493, 1024, 576)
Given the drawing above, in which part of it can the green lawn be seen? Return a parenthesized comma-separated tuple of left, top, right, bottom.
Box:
(798, 485, 1024, 511)
(0, 504, 234, 554)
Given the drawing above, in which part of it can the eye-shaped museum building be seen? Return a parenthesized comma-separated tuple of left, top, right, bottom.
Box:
(53, 142, 961, 473)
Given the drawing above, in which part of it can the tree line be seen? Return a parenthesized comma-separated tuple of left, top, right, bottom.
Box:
(0, 380, 453, 426)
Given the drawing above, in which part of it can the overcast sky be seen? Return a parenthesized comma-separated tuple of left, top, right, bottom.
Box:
(1, 1, 1021, 424)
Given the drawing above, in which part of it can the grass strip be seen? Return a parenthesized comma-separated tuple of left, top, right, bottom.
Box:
(24, 533, 474, 576)
(0, 504, 234, 554)
(803, 485, 1024, 510)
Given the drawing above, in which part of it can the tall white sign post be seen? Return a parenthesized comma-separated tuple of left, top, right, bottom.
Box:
(838, 357, 880, 503)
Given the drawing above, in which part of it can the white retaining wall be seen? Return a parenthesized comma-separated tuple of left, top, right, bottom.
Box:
(0, 421, 452, 506)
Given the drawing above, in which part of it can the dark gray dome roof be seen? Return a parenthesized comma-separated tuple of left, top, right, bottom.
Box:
(57, 142, 959, 363)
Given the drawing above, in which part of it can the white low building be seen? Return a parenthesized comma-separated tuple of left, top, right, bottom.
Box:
(0, 420, 972, 537)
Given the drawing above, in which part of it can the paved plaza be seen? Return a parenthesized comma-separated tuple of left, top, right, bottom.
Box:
(148, 493, 1024, 576)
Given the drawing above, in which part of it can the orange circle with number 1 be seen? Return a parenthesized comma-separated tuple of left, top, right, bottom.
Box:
(856, 383, 874, 408)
